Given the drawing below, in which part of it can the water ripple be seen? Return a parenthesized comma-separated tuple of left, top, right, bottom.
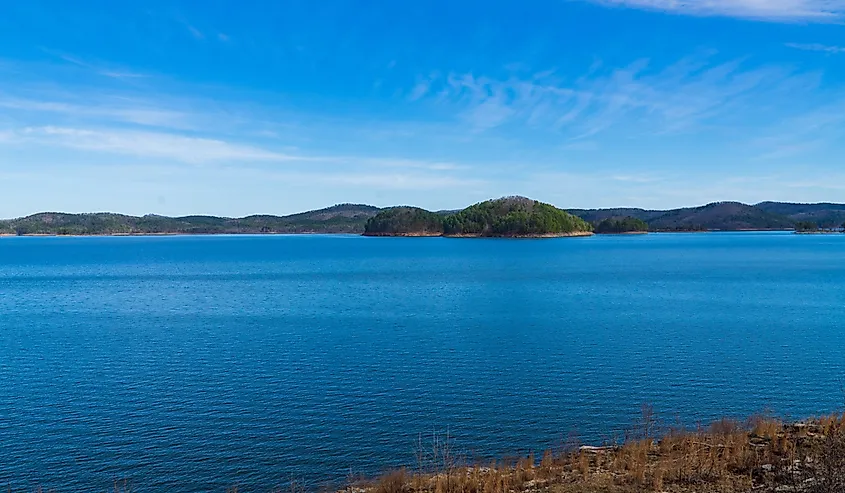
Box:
(1, 233, 844, 491)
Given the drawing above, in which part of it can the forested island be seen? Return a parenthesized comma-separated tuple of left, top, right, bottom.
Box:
(3, 200, 845, 236)
(364, 197, 593, 238)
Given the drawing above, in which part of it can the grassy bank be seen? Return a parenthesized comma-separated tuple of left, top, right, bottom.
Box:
(354, 412, 845, 493)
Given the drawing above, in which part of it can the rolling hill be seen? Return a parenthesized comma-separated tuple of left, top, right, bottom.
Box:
(570, 202, 804, 231)
(0, 204, 380, 236)
(755, 202, 845, 228)
(3, 200, 844, 236)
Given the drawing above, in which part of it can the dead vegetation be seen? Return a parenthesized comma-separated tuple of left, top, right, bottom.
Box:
(351, 411, 845, 493)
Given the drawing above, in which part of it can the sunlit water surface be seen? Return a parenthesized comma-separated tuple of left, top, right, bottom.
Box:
(1, 233, 844, 491)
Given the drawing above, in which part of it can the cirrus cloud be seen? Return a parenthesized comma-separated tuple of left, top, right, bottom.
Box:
(786, 43, 845, 53)
(588, 0, 845, 21)
(15, 126, 304, 164)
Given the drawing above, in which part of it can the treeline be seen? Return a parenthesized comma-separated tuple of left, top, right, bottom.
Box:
(443, 197, 592, 237)
(363, 208, 444, 236)
(594, 216, 649, 234)
(364, 197, 593, 237)
(0, 205, 380, 236)
(573, 201, 845, 232)
(7, 201, 845, 237)
(795, 221, 845, 233)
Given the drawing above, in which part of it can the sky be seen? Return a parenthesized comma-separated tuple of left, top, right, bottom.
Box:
(1, 0, 844, 217)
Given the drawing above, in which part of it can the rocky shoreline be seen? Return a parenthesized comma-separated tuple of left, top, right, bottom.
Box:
(349, 414, 845, 493)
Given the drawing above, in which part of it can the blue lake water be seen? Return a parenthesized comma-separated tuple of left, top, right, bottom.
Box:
(1, 232, 844, 492)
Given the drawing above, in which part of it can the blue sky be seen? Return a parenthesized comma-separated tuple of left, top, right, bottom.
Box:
(1, 0, 844, 217)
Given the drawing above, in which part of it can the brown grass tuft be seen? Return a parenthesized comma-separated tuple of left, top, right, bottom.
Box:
(355, 412, 845, 493)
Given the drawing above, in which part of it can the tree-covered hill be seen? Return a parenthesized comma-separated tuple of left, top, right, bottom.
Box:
(571, 202, 799, 231)
(443, 196, 593, 237)
(363, 207, 444, 236)
(568, 208, 667, 224)
(0, 204, 380, 235)
(646, 202, 794, 231)
(594, 216, 649, 234)
(5, 200, 845, 236)
(755, 202, 845, 229)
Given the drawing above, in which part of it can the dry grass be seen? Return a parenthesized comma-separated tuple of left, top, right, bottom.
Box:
(356, 413, 845, 493)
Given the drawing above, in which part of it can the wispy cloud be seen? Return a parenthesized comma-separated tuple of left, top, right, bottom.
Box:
(176, 19, 230, 43)
(2, 124, 479, 180)
(307, 172, 482, 189)
(409, 79, 433, 101)
(360, 157, 463, 171)
(162, 165, 481, 191)
(560, 140, 599, 151)
(186, 24, 205, 40)
(43, 50, 149, 79)
(14, 126, 304, 164)
(786, 43, 845, 53)
(750, 100, 845, 159)
(588, 0, 845, 21)
(99, 70, 149, 79)
(0, 96, 191, 129)
(412, 55, 817, 138)
(611, 174, 660, 183)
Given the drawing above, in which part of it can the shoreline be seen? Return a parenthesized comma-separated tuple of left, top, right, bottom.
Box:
(0, 231, 360, 238)
(2, 229, 834, 238)
(363, 231, 596, 238)
(442, 231, 595, 238)
(352, 412, 845, 493)
(362, 232, 443, 237)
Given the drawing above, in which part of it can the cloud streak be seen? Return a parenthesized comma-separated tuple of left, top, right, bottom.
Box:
(588, 0, 845, 21)
(14, 126, 304, 164)
(412, 55, 818, 138)
(786, 43, 845, 53)
(0, 97, 191, 128)
(44, 50, 149, 79)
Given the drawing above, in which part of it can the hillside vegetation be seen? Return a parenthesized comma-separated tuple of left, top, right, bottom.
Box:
(0, 204, 380, 235)
(647, 202, 794, 231)
(571, 202, 802, 231)
(756, 202, 845, 229)
(5, 201, 845, 236)
(594, 216, 649, 234)
(364, 207, 444, 236)
(361, 197, 593, 238)
(442, 197, 593, 237)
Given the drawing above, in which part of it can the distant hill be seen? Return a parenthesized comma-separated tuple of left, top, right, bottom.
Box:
(570, 202, 801, 231)
(4, 200, 845, 236)
(755, 202, 845, 228)
(594, 216, 649, 234)
(647, 202, 795, 231)
(0, 204, 381, 236)
(567, 208, 667, 224)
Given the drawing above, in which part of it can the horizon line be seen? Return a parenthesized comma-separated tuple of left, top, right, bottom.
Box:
(2, 198, 844, 222)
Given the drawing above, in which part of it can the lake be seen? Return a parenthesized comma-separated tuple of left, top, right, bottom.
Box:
(1, 232, 844, 492)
